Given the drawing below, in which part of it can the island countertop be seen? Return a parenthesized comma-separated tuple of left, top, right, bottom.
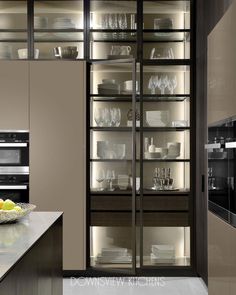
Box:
(0, 211, 63, 282)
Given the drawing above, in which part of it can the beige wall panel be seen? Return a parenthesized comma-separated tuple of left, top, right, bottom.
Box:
(29, 61, 86, 270)
(207, 1, 236, 125)
(208, 212, 231, 295)
(0, 61, 29, 130)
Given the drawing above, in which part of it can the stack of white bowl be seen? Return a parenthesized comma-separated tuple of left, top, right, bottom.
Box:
(146, 110, 169, 127)
(0, 45, 12, 59)
(52, 17, 76, 29)
(34, 16, 48, 29)
(151, 245, 175, 264)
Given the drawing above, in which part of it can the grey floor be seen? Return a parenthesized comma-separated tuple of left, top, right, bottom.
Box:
(63, 277, 208, 295)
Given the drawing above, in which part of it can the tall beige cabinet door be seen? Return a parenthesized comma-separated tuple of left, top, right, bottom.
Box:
(0, 61, 29, 130)
(29, 61, 86, 270)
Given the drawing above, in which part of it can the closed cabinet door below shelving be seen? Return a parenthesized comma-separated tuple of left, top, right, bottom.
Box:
(0, 61, 29, 130)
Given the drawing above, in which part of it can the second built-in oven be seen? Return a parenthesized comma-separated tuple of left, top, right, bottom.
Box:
(0, 132, 29, 171)
(0, 131, 29, 203)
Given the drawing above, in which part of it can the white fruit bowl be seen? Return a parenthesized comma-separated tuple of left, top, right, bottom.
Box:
(0, 203, 36, 224)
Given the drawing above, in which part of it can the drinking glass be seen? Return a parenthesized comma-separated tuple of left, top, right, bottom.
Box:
(103, 108, 112, 126)
(118, 13, 127, 38)
(118, 13, 127, 29)
(94, 108, 104, 127)
(111, 108, 121, 126)
(96, 169, 105, 191)
(148, 76, 156, 94)
(158, 75, 169, 95)
(167, 75, 177, 94)
(101, 14, 109, 29)
(109, 13, 118, 29)
(109, 13, 118, 39)
(106, 169, 116, 191)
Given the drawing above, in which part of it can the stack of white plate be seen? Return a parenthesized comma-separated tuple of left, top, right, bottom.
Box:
(0, 45, 12, 59)
(151, 245, 175, 264)
(96, 248, 132, 264)
(146, 110, 169, 127)
(98, 79, 120, 95)
(52, 17, 76, 29)
(34, 16, 48, 29)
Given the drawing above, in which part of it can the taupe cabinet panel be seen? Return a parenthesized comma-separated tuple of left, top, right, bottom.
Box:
(208, 212, 236, 295)
(30, 61, 86, 270)
(0, 61, 29, 130)
(207, 1, 236, 125)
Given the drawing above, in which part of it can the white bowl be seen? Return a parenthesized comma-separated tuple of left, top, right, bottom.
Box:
(167, 142, 181, 158)
(18, 48, 39, 59)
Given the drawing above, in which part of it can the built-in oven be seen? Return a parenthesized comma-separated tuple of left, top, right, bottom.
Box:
(0, 131, 29, 203)
(0, 174, 29, 203)
(0, 131, 29, 169)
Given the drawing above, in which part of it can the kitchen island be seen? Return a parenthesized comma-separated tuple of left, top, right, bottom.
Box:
(0, 212, 63, 295)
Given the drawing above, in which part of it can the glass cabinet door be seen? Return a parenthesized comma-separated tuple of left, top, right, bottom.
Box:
(89, 0, 137, 60)
(89, 59, 138, 274)
(143, 1, 190, 61)
(140, 0, 192, 267)
(0, 1, 27, 59)
(34, 1, 84, 59)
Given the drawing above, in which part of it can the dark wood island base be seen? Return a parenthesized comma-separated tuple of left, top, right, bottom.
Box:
(0, 212, 63, 295)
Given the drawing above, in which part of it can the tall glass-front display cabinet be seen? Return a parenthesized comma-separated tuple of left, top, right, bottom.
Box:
(88, 0, 193, 275)
(0, 0, 194, 275)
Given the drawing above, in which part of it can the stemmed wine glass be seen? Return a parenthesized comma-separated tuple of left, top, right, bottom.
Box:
(101, 14, 109, 29)
(94, 108, 104, 127)
(96, 169, 105, 191)
(109, 14, 118, 39)
(158, 75, 169, 95)
(148, 76, 156, 94)
(106, 170, 116, 191)
(103, 108, 112, 126)
(167, 75, 177, 94)
(118, 13, 127, 39)
(111, 108, 121, 126)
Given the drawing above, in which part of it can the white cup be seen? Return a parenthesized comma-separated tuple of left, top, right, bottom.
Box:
(118, 175, 129, 190)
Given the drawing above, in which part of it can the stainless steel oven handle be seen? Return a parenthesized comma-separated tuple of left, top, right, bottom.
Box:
(225, 142, 236, 149)
(0, 185, 27, 190)
(0, 143, 27, 147)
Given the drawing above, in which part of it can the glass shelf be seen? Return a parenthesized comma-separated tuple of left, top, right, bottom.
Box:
(34, 32, 83, 42)
(90, 32, 137, 42)
(143, 31, 190, 42)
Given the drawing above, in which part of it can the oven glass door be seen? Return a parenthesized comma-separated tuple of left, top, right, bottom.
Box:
(0, 186, 29, 203)
(0, 146, 28, 166)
